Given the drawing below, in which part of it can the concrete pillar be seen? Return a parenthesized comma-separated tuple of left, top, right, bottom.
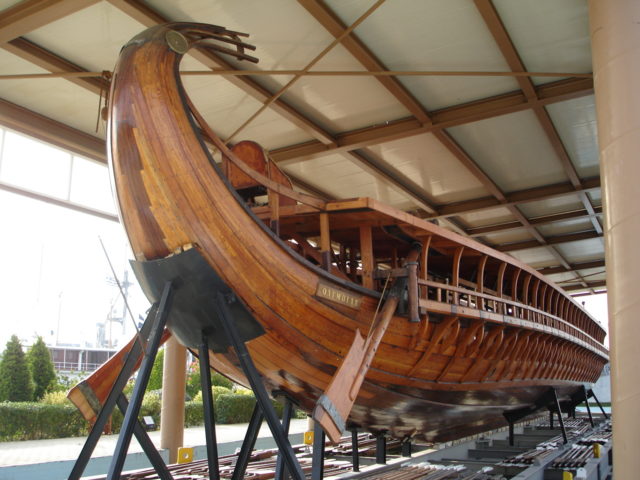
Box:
(589, 1, 640, 476)
(160, 336, 187, 463)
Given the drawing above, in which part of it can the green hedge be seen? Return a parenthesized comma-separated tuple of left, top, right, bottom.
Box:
(0, 392, 297, 441)
(0, 402, 88, 441)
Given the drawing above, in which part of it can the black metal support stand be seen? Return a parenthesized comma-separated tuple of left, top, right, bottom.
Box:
(376, 432, 387, 464)
(68, 300, 173, 480)
(551, 388, 568, 444)
(199, 336, 220, 480)
(71, 248, 310, 480)
(549, 409, 554, 429)
(583, 385, 594, 427)
(107, 282, 174, 480)
(589, 389, 609, 419)
(351, 429, 360, 472)
(275, 398, 295, 480)
(115, 395, 173, 480)
(401, 438, 412, 457)
(508, 421, 515, 446)
(312, 421, 326, 480)
(214, 291, 306, 480)
(232, 404, 264, 480)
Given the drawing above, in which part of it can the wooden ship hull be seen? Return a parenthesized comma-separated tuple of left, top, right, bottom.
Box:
(105, 23, 608, 443)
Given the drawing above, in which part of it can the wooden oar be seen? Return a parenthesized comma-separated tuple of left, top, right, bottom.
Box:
(68, 330, 171, 424)
(313, 246, 421, 443)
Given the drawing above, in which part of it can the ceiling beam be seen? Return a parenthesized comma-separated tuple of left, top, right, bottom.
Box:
(564, 280, 606, 292)
(297, 0, 430, 125)
(538, 259, 605, 276)
(299, 0, 585, 273)
(495, 230, 603, 253)
(0, 0, 99, 45)
(467, 205, 603, 236)
(434, 177, 600, 219)
(106, 0, 337, 147)
(269, 77, 593, 164)
(0, 98, 105, 161)
(3, 37, 108, 95)
(473, 0, 602, 259)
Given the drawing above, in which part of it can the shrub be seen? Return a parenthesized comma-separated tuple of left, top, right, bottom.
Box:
(40, 391, 71, 405)
(192, 386, 233, 403)
(215, 393, 257, 424)
(0, 402, 88, 441)
(184, 401, 204, 427)
(0, 336, 34, 402)
(211, 372, 233, 389)
(27, 337, 56, 400)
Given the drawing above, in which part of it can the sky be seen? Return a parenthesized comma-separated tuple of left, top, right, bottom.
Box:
(0, 128, 611, 351)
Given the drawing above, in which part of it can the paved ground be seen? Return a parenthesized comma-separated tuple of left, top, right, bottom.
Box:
(0, 418, 310, 467)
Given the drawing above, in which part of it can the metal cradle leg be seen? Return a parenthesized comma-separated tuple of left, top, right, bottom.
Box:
(199, 335, 220, 480)
(214, 291, 305, 480)
(401, 438, 412, 457)
(107, 281, 174, 480)
(312, 420, 326, 480)
(351, 429, 360, 472)
(68, 304, 162, 480)
(116, 395, 173, 480)
(232, 403, 264, 480)
(551, 388, 568, 444)
(583, 385, 594, 427)
(589, 389, 609, 419)
(508, 422, 515, 447)
(275, 398, 295, 480)
(376, 432, 387, 464)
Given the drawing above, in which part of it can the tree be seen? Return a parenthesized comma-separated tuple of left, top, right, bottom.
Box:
(0, 335, 34, 402)
(27, 336, 56, 400)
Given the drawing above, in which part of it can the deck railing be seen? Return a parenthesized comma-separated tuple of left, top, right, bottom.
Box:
(418, 279, 608, 357)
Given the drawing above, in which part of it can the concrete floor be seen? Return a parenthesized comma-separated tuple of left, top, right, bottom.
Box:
(0, 418, 309, 467)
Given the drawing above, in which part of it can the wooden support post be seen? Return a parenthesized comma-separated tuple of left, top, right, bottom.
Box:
(496, 262, 507, 314)
(451, 247, 464, 304)
(268, 189, 280, 236)
(359, 226, 374, 289)
(477, 255, 488, 311)
(407, 257, 420, 323)
(320, 212, 331, 271)
(419, 237, 431, 302)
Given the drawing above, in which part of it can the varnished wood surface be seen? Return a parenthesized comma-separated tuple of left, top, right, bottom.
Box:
(107, 24, 608, 443)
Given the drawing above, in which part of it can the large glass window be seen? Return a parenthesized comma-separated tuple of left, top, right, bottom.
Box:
(70, 156, 116, 213)
(0, 131, 72, 199)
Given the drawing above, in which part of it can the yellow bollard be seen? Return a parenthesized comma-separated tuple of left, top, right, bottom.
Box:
(304, 431, 314, 445)
(593, 442, 602, 458)
(562, 471, 573, 480)
(177, 446, 194, 464)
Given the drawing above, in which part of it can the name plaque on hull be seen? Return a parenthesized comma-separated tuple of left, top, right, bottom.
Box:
(315, 282, 362, 309)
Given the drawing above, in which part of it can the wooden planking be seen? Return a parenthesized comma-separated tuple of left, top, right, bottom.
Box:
(106, 23, 608, 443)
